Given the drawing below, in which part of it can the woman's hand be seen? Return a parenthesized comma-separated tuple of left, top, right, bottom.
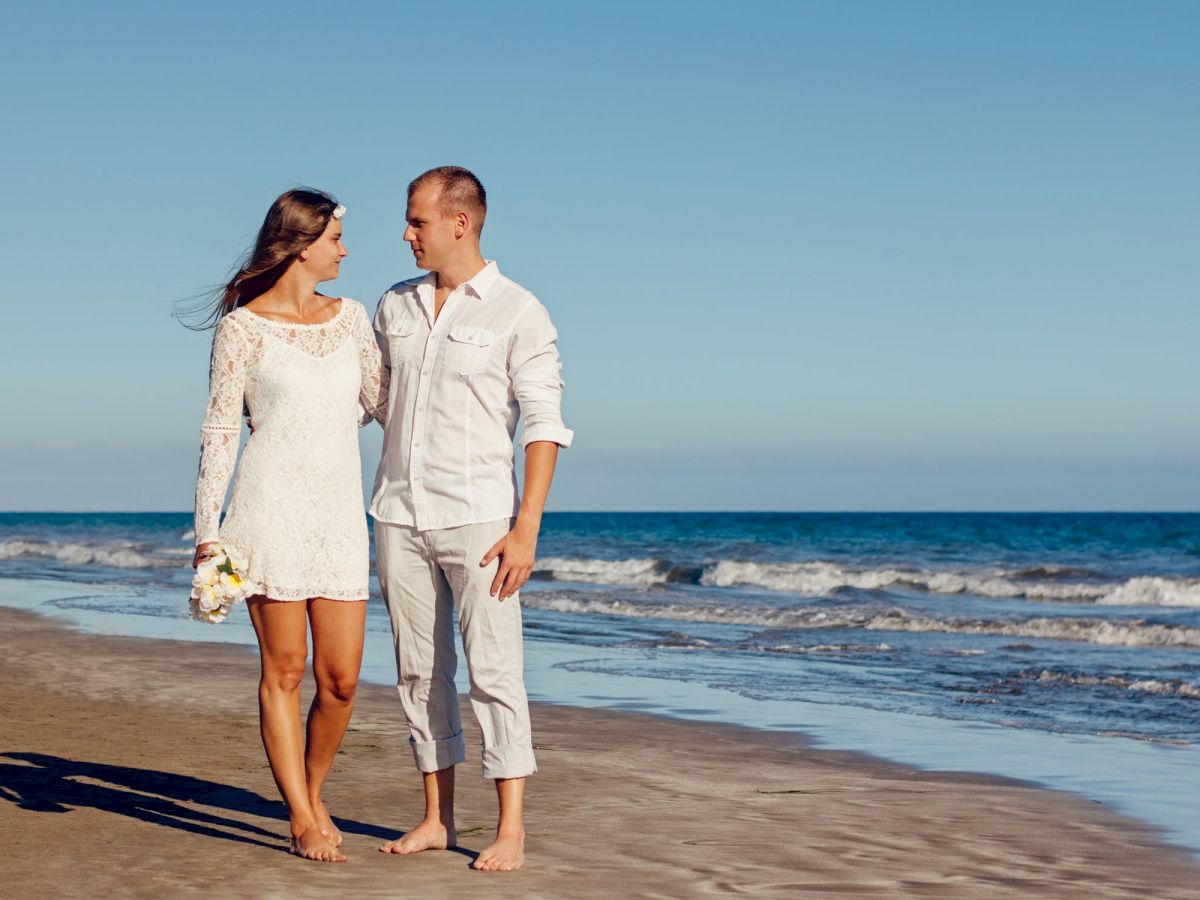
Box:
(192, 542, 219, 568)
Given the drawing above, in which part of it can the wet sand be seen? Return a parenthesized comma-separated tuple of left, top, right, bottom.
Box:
(0, 606, 1196, 898)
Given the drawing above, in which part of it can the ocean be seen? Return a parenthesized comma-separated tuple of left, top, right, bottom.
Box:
(2, 511, 1199, 850)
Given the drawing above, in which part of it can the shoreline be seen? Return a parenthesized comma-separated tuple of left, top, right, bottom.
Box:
(2, 605, 1199, 897)
(5, 574, 1200, 854)
(6, 574, 1200, 856)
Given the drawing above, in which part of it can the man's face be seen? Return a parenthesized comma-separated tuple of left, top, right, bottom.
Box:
(403, 184, 456, 272)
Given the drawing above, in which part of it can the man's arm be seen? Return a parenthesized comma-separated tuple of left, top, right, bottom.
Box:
(481, 441, 559, 599)
(480, 300, 573, 600)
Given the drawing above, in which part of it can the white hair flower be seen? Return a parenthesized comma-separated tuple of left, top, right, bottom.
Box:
(331, 204, 346, 219)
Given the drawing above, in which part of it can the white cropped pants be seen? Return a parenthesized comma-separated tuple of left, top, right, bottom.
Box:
(375, 518, 537, 780)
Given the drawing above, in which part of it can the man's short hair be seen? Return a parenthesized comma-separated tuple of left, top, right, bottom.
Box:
(409, 166, 487, 235)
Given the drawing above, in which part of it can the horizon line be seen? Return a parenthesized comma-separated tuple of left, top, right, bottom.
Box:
(3, 510, 1200, 516)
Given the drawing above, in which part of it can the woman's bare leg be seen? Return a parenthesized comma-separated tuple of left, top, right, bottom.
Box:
(304, 597, 367, 847)
(247, 596, 344, 862)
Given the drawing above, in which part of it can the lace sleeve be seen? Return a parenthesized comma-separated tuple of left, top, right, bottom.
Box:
(355, 302, 389, 425)
(194, 315, 250, 544)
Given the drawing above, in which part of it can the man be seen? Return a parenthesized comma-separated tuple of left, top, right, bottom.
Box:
(370, 166, 572, 872)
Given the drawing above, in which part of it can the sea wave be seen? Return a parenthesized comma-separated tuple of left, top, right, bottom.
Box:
(521, 593, 1200, 649)
(532, 556, 1200, 607)
(1014, 669, 1200, 700)
(1094, 576, 1200, 608)
(861, 612, 1200, 649)
(646, 633, 894, 654)
(534, 557, 674, 586)
(0, 539, 176, 569)
(750, 641, 894, 655)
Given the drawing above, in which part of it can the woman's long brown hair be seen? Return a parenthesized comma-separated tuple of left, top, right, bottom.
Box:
(178, 188, 339, 330)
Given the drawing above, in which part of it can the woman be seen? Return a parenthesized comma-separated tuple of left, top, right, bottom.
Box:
(191, 188, 387, 862)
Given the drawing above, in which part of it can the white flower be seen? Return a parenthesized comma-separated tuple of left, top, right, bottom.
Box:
(219, 570, 245, 595)
(196, 556, 220, 581)
(198, 585, 223, 613)
(189, 594, 225, 624)
(188, 542, 253, 623)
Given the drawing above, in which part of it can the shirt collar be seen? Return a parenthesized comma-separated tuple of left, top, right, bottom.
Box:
(414, 260, 499, 303)
(463, 260, 500, 300)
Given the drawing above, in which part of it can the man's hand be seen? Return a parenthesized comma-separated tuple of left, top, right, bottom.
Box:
(480, 522, 538, 600)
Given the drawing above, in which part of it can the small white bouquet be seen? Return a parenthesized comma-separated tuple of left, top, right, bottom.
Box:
(190, 545, 256, 623)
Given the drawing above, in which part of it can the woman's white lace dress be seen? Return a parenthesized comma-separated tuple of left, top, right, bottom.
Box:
(193, 299, 388, 601)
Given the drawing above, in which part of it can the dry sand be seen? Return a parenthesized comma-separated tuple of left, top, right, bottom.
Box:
(0, 606, 1196, 898)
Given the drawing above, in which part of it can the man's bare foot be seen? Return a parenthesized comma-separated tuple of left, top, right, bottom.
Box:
(472, 830, 525, 872)
(379, 817, 457, 855)
(290, 825, 346, 862)
(311, 798, 342, 847)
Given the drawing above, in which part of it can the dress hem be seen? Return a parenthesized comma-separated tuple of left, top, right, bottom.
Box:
(247, 586, 368, 603)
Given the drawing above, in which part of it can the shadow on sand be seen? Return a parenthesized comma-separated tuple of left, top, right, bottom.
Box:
(0, 751, 403, 853)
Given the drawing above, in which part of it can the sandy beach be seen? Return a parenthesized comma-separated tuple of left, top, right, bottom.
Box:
(1, 606, 1196, 898)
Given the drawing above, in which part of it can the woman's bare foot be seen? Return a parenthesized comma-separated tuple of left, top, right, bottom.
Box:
(290, 824, 346, 862)
(472, 830, 525, 872)
(311, 798, 342, 847)
(379, 817, 457, 855)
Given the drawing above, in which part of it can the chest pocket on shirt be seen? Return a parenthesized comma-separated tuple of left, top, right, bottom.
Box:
(444, 325, 496, 375)
(385, 316, 421, 366)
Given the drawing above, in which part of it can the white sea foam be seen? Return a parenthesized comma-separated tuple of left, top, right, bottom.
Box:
(1095, 576, 1200, 608)
(702, 560, 918, 594)
(1025, 670, 1200, 700)
(535, 556, 670, 586)
(521, 593, 1200, 649)
(1128, 680, 1200, 700)
(533, 556, 1200, 608)
(702, 560, 1116, 601)
(761, 642, 894, 655)
(861, 613, 1200, 649)
(0, 539, 169, 569)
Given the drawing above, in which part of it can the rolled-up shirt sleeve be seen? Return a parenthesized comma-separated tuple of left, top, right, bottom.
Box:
(509, 300, 574, 449)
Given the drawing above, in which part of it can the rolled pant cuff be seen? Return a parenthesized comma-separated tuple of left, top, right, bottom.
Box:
(410, 731, 466, 773)
(481, 743, 538, 780)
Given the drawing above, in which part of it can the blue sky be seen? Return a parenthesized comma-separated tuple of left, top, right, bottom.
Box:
(1, 1, 1197, 511)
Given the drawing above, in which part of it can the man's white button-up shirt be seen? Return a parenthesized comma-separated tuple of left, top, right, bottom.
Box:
(369, 261, 574, 531)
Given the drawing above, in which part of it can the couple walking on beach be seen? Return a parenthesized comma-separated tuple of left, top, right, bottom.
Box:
(189, 166, 573, 869)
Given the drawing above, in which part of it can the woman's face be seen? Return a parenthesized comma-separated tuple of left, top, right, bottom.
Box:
(302, 214, 348, 281)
